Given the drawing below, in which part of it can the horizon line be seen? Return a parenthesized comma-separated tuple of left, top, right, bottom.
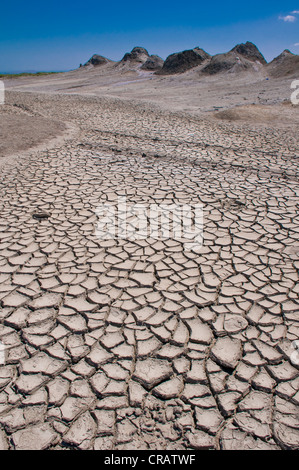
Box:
(0, 41, 297, 75)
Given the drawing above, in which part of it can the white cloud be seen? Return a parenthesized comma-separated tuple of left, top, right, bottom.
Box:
(294, 43, 299, 46)
(291, 10, 299, 14)
(279, 15, 297, 22)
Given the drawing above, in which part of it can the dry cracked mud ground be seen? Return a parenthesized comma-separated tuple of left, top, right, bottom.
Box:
(0, 90, 298, 450)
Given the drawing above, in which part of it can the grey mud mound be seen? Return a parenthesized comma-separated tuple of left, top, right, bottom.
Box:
(230, 42, 267, 65)
(141, 55, 164, 71)
(158, 48, 210, 75)
(267, 50, 299, 78)
(121, 47, 150, 64)
(202, 53, 262, 75)
(0, 91, 298, 450)
(202, 42, 266, 76)
(84, 54, 112, 67)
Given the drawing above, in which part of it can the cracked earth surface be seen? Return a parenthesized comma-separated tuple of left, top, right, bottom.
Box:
(0, 91, 298, 450)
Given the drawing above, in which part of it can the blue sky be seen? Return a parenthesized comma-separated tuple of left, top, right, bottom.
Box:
(0, 0, 299, 72)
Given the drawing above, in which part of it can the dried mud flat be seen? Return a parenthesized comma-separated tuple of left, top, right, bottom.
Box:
(0, 87, 298, 451)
